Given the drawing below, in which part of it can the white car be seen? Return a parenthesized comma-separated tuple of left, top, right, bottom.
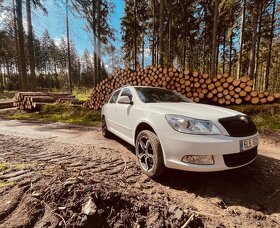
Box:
(101, 86, 259, 178)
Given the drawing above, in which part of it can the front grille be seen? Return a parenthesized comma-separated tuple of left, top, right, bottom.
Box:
(219, 115, 257, 137)
(223, 147, 258, 167)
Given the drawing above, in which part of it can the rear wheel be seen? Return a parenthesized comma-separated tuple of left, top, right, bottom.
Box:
(102, 116, 112, 138)
(136, 130, 166, 178)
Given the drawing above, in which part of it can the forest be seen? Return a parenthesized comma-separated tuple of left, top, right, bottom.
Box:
(0, 0, 279, 93)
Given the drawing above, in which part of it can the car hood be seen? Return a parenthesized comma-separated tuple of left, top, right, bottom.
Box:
(144, 102, 243, 121)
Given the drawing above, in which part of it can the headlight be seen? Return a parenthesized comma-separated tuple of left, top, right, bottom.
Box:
(165, 114, 221, 135)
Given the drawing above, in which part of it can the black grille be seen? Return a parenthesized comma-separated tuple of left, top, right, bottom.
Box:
(219, 115, 257, 137)
(223, 147, 258, 167)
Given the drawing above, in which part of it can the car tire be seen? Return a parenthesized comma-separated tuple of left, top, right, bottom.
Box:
(102, 116, 112, 138)
(136, 130, 166, 178)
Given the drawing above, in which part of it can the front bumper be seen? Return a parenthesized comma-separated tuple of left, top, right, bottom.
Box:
(157, 130, 258, 172)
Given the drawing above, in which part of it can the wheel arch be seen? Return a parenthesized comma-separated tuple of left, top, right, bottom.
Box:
(134, 121, 157, 144)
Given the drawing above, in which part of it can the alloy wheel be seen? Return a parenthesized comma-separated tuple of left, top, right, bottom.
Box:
(137, 136, 154, 172)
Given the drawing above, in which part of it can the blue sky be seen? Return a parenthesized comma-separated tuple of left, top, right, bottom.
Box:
(33, 0, 124, 56)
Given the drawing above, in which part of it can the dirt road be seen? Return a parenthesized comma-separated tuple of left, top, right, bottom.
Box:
(0, 118, 279, 227)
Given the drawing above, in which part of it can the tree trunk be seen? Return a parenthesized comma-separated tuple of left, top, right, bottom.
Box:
(265, 0, 276, 90)
(26, 0, 36, 91)
(210, 0, 219, 79)
(92, 0, 97, 87)
(12, 0, 20, 86)
(0, 65, 3, 93)
(66, 0, 72, 93)
(134, 0, 137, 70)
(229, 23, 233, 76)
(16, 0, 28, 91)
(255, 2, 263, 89)
(152, 0, 155, 65)
(142, 36, 144, 68)
(158, 0, 164, 65)
(155, 36, 158, 65)
(168, 1, 172, 67)
(168, 17, 171, 66)
(237, 0, 246, 79)
(248, 3, 259, 80)
(97, 0, 101, 81)
(222, 29, 226, 74)
(216, 26, 221, 75)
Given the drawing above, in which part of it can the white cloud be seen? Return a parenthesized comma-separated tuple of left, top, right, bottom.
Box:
(144, 48, 151, 57)
(53, 36, 66, 46)
(22, 18, 28, 32)
(0, 11, 8, 22)
(0, 11, 8, 28)
(53, 37, 61, 46)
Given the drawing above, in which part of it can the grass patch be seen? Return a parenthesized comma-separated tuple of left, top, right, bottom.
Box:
(229, 103, 280, 132)
(0, 90, 16, 100)
(0, 181, 15, 188)
(0, 162, 36, 188)
(5, 101, 280, 132)
(11, 103, 101, 126)
(73, 87, 92, 101)
(0, 163, 7, 172)
(251, 113, 280, 131)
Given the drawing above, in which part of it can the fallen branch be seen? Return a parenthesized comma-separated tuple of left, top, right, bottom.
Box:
(267, 189, 280, 199)
(181, 213, 195, 228)
(42, 201, 67, 228)
(120, 154, 127, 173)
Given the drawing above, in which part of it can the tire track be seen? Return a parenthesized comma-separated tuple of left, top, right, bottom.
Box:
(0, 134, 131, 185)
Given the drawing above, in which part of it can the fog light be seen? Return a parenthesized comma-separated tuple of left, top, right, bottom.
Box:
(182, 155, 214, 165)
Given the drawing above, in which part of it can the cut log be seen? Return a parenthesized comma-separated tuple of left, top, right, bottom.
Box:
(251, 97, 260, 104)
(267, 95, 275, 102)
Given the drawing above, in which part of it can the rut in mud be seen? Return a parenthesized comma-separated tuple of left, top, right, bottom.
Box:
(0, 119, 279, 227)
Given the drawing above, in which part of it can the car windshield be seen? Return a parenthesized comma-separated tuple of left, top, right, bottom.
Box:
(135, 87, 192, 103)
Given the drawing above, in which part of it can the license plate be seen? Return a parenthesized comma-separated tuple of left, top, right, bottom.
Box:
(240, 136, 259, 152)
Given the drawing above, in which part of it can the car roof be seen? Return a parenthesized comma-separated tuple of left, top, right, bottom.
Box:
(122, 85, 167, 89)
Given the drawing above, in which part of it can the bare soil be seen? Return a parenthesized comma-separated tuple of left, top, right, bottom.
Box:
(0, 118, 279, 227)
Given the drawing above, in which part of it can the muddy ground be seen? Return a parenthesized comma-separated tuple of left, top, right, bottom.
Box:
(0, 118, 279, 227)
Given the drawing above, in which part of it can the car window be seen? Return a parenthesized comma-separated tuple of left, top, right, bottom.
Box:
(135, 87, 192, 103)
(109, 90, 121, 103)
(121, 88, 132, 97)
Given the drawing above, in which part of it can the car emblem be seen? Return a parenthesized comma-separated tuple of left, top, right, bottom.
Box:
(241, 116, 249, 123)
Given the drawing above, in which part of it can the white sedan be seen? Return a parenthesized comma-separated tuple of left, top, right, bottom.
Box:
(101, 86, 259, 178)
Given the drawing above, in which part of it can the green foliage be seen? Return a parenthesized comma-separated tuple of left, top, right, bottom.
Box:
(229, 103, 280, 131)
(121, 0, 148, 69)
(0, 161, 37, 188)
(0, 91, 16, 100)
(11, 103, 101, 126)
(0, 181, 15, 188)
(73, 87, 91, 101)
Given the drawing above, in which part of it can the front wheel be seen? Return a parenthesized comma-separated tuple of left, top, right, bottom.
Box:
(102, 116, 112, 138)
(136, 130, 166, 178)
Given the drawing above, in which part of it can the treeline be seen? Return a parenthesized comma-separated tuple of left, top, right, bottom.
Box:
(0, 0, 115, 92)
(121, 0, 280, 93)
(0, 0, 280, 94)
(0, 26, 106, 91)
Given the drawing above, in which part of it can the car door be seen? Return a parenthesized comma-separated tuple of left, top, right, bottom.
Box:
(115, 87, 134, 143)
(105, 89, 121, 132)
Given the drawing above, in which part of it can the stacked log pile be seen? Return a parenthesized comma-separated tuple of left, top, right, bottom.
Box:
(13, 92, 79, 111)
(85, 65, 280, 109)
(0, 100, 14, 109)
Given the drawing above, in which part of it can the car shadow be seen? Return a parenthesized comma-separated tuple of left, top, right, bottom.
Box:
(157, 155, 280, 215)
(111, 135, 280, 215)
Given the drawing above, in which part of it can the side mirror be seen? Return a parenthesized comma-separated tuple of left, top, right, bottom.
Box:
(117, 96, 133, 104)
